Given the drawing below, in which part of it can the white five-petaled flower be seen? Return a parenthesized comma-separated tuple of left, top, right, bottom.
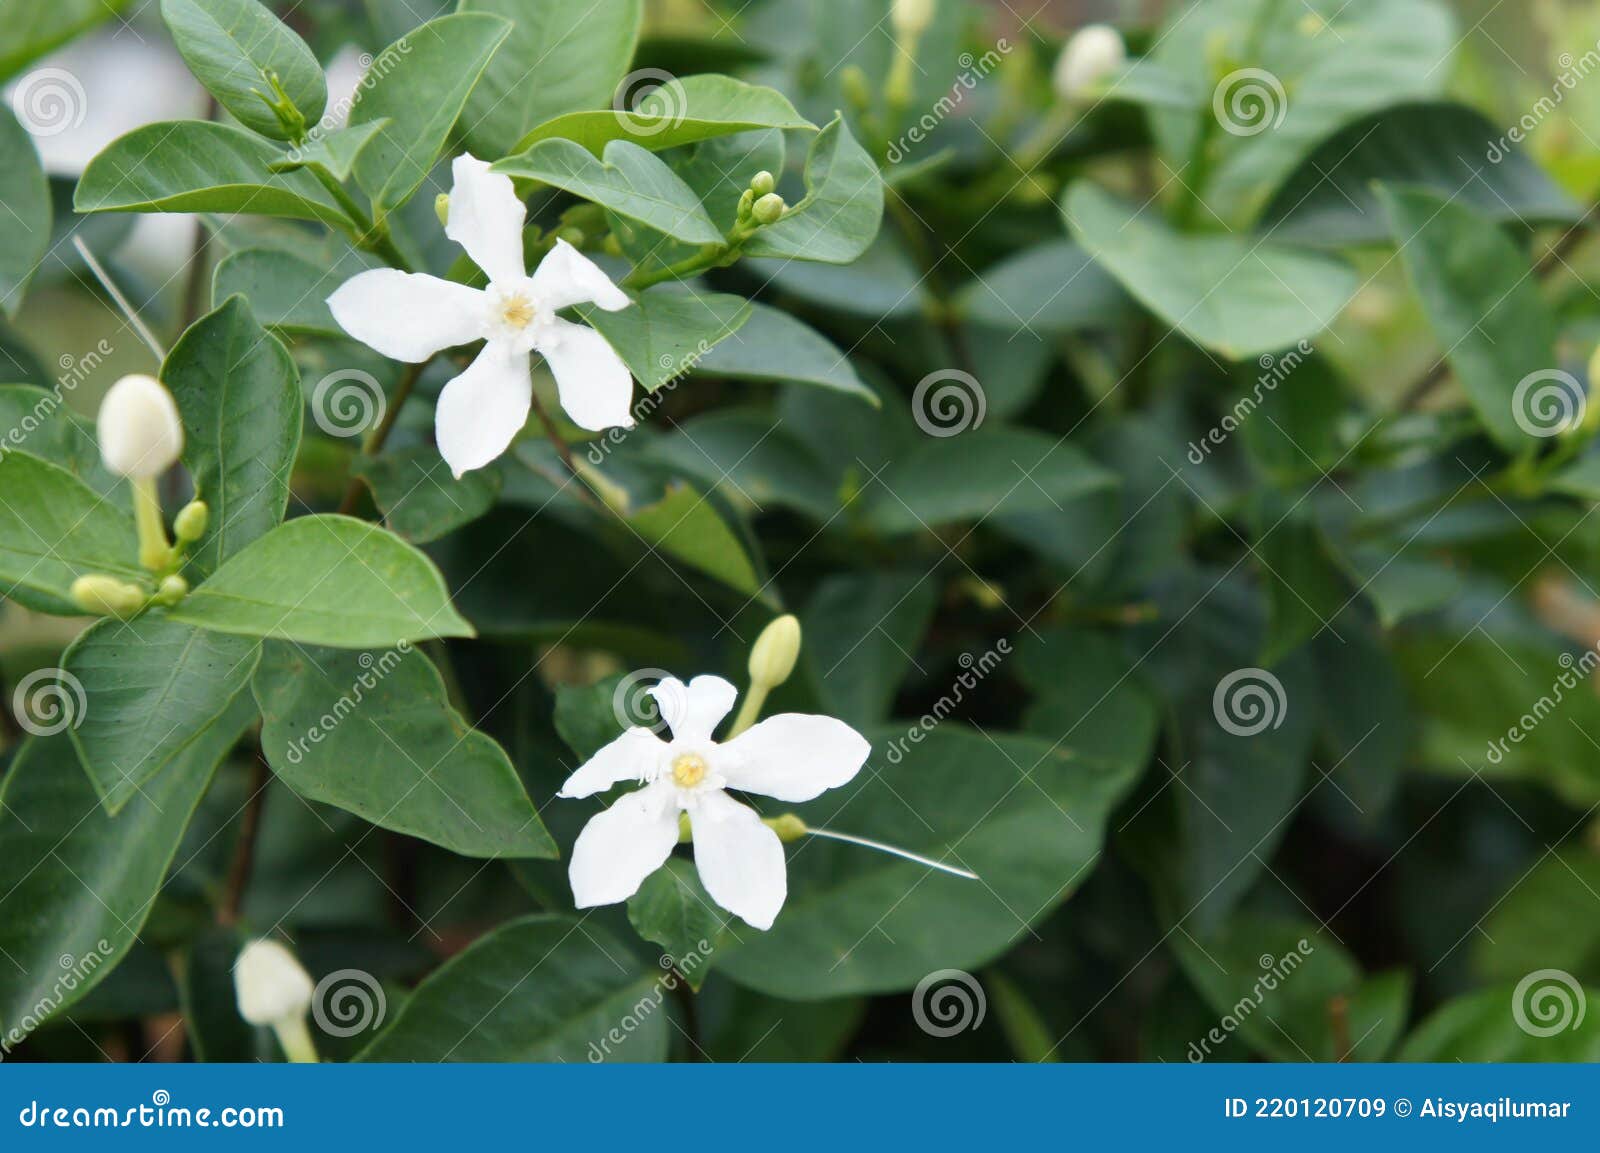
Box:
(328, 154, 636, 479)
(560, 675, 871, 930)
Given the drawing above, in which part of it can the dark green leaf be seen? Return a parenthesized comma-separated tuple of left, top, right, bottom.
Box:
(354, 445, 501, 544)
(0, 450, 141, 612)
(160, 0, 327, 140)
(582, 286, 751, 391)
(742, 115, 882, 265)
(0, 105, 49, 317)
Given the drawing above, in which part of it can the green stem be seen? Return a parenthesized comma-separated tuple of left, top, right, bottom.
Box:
(622, 243, 732, 291)
(273, 1015, 319, 1064)
(726, 683, 769, 738)
(131, 477, 174, 572)
(310, 167, 412, 272)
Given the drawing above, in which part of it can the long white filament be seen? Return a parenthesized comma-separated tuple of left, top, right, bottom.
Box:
(71, 236, 167, 362)
(805, 825, 979, 880)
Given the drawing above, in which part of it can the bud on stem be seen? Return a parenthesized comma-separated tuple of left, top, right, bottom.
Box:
(234, 939, 319, 1064)
(70, 574, 148, 618)
(728, 615, 803, 737)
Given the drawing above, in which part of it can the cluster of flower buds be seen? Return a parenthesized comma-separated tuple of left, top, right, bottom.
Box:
(735, 169, 786, 234)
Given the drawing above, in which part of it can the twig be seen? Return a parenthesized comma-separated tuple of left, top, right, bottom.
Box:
(217, 754, 270, 927)
(336, 359, 427, 514)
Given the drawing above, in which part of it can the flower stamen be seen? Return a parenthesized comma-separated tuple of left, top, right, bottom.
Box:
(671, 752, 708, 788)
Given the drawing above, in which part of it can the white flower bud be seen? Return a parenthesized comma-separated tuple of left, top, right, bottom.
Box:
(748, 614, 802, 689)
(1053, 24, 1126, 102)
(97, 374, 183, 479)
(234, 938, 314, 1027)
(891, 0, 936, 37)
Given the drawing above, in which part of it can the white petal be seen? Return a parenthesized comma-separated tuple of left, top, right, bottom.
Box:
(720, 714, 871, 802)
(538, 317, 635, 432)
(328, 269, 485, 362)
(530, 238, 630, 312)
(568, 783, 680, 908)
(559, 727, 663, 798)
(446, 153, 526, 285)
(434, 342, 530, 478)
(690, 790, 786, 930)
(649, 675, 737, 745)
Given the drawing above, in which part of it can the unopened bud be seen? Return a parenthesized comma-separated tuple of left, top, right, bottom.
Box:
(556, 226, 585, 247)
(764, 813, 808, 842)
(750, 170, 775, 197)
(735, 187, 756, 221)
(70, 574, 148, 618)
(173, 499, 209, 544)
(234, 939, 314, 1027)
(97, 374, 183, 479)
(748, 614, 801, 689)
(752, 193, 786, 225)
(155, 574, 190, 606)
(839, 65, 873, 111)
(434, 193, 450, 227)
(891, 0, 936, 37)
(1053, 23, 1126, 102)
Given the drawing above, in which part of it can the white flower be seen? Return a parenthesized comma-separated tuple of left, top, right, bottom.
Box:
(233, 938, 314, 1027)
(327, 154, 635, 478)
(1053, 24, 1126, 102)
(96, 373, 183, 478)
(560, 675, 870, 930)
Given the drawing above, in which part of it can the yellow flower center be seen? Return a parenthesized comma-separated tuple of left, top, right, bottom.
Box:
(671, 752, 708, 788)
(500, 293, 536, 329)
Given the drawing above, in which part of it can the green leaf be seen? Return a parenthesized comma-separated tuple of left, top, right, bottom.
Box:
(0, 384, 115, 492)
(160, 0, 326, 140)
(621, 481, 761, 597)
(74, 121, 349, 224)
(357, 915, 668, 1060)
(354, 445, 501, 544)
(1174, 915, 1410, 1062)
(954, 240, 1128, 335)
(1261, 103, 1581, 247)
(1065, 182, 1357, 360)
(0, 105, 49, 318)
(513, 74, 812, 156)
(582, 286, 750, 391)
(692, 301, 876, 404)
(800, 569, 939, 730)
(459, 0, 642, 158)
(627, 859, 728, 990)
(1380, 185, 1556, 451)
(1255, 502, 1350, 664)
(0, 450, 141, 612)
(163, 295, 301, 576)
(1148, 0, 1457, 224)
(1399, 983, 1600, 1061)
(716, 726, 1144, 998)
(742, 115, 882, 265)
(0, 0, 128, 80)
(647, 408, 838, 519)
(350, 13, 512, 212)
(1474, 851, 1600, 985)
(1018, 627, 1161, 770)
(862, 427, 1118, 534)
(269, 120, 387, 182)
(495, 138, 722, 244)
(0, 699, 252, 1040)
(167, 514, 474, 647)
(253, 643, 554, 858)
(178, 927, 259, 1062)
(63, 615, 260, 814)
(210, 247, 349, 336)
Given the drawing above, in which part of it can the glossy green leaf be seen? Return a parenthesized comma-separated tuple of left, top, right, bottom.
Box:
(210, 247, 350, 336)
(582, 286, 750, 391)
(646, 409, 837, 519)
(357, 915, 667, 1061)
(459, 0, 642, 157)
(716, 726, 1145, 998)
(63, 615, 260, 814)
(1261, 103, 1580, 247)
(742, 115, 882, 265)
(74, 121, 349, 224)
(354, 445, 501, 544)
(692, 301, 876, 404)
(800, 569, 939, 730)
(167, 514, 474, 647)
(350, 13, 511, 212)
(627, 859, 728, 990)
(164, 294, 301, 576)
(513, 74, 811, 155)
(269, 120, 387, 182)
(0, 105, 49, 318)
(0, 384, 115, 493)
(253, 643, 554, 858)
(1065, 182, 1357, 360)
(0, 450, 141, 612)
(160, 0, 326, 140)
(0, 698, 252, 1040)
(1474, 852, 1600, 985)
(954, 240, 1127, 336)
(1380, 185, 1556, 451)
(1399, 984, 1600, 1061)
(0, 0, 128, 80)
